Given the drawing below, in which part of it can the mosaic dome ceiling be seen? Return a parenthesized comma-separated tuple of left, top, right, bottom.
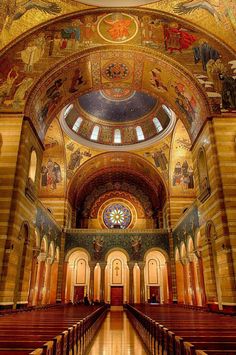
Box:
(78, 90, 158, 122)
(61, 97, 174, 150)
(3, 6, 235, 146)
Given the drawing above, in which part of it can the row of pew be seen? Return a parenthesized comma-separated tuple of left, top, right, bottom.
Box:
(0, 303, 108, 354)
(0, 304, 62, 317)
(126, 304, 236, 355)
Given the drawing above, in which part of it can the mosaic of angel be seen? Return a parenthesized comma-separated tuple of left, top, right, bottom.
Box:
(0, 0, 61, 32)
(173, 0, 236, 33)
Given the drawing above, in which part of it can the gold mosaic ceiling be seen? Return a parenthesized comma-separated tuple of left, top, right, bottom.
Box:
(0, 1, 235, 51)
(0, 2, 236, 146)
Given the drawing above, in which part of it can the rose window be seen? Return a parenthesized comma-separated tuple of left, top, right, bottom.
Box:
(103, 203, 131, 229)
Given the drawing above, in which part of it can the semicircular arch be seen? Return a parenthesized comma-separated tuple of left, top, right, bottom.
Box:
(104, 247, 130, 262)
(65, 247, 91, 262)
(67, 151, 168, 210)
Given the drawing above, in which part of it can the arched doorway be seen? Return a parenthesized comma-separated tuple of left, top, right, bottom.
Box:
(144, 249, 169, 303)
(65, 249, 91, 303)
(105, 250, 129, 306)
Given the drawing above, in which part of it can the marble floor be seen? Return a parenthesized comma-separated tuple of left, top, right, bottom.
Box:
(86, 310, 148, 355)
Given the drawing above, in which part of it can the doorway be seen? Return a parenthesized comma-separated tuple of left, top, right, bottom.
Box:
(149, 285, 160, 303)
(111, 286, 123, 306)
(74, 286, 84, 302)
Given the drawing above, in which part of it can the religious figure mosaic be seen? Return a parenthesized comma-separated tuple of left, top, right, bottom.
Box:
(97, 13, 139, 43)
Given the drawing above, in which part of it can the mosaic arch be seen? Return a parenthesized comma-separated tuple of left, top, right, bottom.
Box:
(1, 8, 235, 142)
(0, 1, 235, 56)
(24, 46, 210, 143)
(67, 151, 167, 209)
(88, 190, 148, 219)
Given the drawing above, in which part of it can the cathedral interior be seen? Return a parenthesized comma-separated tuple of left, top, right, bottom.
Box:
(0, 0, 236, 353)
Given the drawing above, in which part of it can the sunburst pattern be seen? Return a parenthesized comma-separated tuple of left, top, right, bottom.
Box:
(103, 203, 131, 229)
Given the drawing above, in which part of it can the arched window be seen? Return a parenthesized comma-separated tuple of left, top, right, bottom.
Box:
(114, 129, 121, 144)
(153, 117, 163, 133)
(72, 117, 83, 133)
(91, 125, 100, 141)
(136, 126, 144, 141)
(162, 104, 172, 118)
(63, 104, 73, 118)
(197, 147, 210, 202)
(28, 150, 37, 182)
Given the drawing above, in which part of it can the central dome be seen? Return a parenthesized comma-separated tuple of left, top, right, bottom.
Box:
(78, 90, 158, 123)
(60, 92, 176, 150)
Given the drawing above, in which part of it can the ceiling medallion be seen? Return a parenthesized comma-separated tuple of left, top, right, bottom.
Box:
(102, 62, 130, 81)
(97, 13, 138, 43)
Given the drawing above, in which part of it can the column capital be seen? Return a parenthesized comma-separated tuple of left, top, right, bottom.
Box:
(188, 253, 195, 262)
(180, 257, 188, 265)
(46, 257, 53, 265)
(193, 248, 202, 259)
(127, 261, 135, 269)
(37, 252, 46, 262)
(138, 261, 145, 270)
(99, 262, 107, 270)
(32, 247, 40, 258)
(88, 261, 97, 269)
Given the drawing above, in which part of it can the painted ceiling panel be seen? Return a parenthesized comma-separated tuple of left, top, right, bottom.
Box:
(0, 6, 235, 148)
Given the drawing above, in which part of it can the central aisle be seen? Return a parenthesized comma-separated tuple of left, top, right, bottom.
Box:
(86, 310, 148, 355)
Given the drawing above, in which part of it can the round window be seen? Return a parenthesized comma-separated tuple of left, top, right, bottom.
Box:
(103, 203, 132, 229)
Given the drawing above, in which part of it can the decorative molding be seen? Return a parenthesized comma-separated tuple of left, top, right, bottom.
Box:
(65, 228, 167, 234)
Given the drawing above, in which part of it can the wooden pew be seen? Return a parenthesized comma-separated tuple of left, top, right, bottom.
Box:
(126, 304, 236, 355)
(0, 304, 107, 355)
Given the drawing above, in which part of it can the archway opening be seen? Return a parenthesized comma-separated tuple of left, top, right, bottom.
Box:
(144, 249, 169, 303)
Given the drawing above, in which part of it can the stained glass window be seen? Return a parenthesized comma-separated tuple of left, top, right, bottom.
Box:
(114, 129, 122, 144)
(153, 117, 163, 133)
(162, 104, 172, 118)
(103, 203, 132, 229)
(136, 126, 145, 141)
(91, 125, 100, 140)
(72, 117, 83, 132)
(64, 104, 73, 118)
